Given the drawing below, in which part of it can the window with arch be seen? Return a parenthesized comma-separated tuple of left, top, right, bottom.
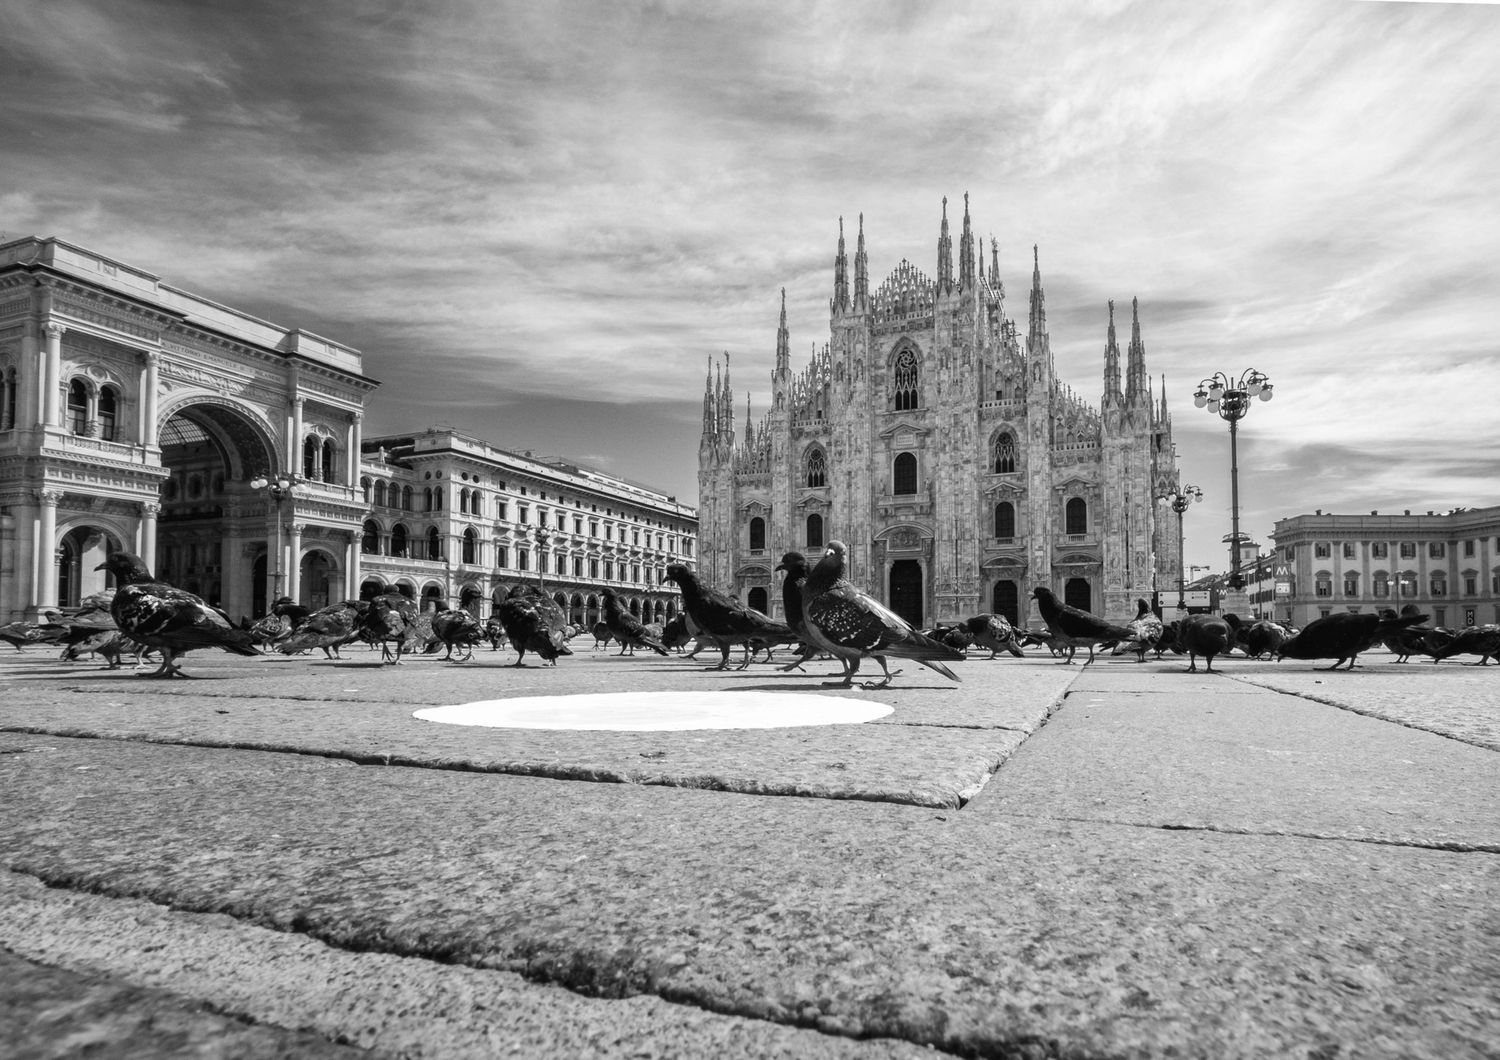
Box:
(892, 349, 920, 411)
(749, 516, 766, 551)
(98, 385, 119, 441)
(994, 501, 1016, 539)
(893, 452, 917, 495)
(805, 448, 827, 488)
(462, 527, 478, 564)
(321, 438, 336, 483)
(426, 526, 442, 560)
(361, 477, 373, 504)
(303, 436, 319, 480)
(993, 432, 1016, 473)
(806, 513, 824, 548)
(471, 491, 483, 518)
(373, 480, 387, 507)
(401, 485, 414, 511)
(424, 487, 434, 512)
(67, 379, 88, 434)
(1, 366, 17, 429)
(1065, 497, 1088, 535)
(458, 487, 470, 514)
(361, 520, 380, 554)
(389, 524, 409, 557)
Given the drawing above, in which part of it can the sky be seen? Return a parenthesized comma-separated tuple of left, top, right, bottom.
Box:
(2, 0, 1497, 578)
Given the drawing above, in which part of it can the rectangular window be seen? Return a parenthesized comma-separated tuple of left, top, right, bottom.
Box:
(1373, 578, 1389, 598)
(605, 524, 613, 541)
(589, 559, 600, 578)
(1315, 580, 1332, 597)
(495, 546, 508, 569)
(518, 506, 529, 524)
(604, 560, 614, 580)
(1371, 542, 1388, 559)
(1464, 576, 1477, 595)
(556, 513, 565, 530)
(683, 539, 693, 557)
(494, 501, 507, 521)
(1342, 543, 1356, 560)
(1434, 608, 1446, 627)
(589, 520, 598, 537)
(632, 530, 640, 546)
(573, 556, 583, 577)
(1343, 577, 1358, 597)
(1314, 543, 1331, 559)
(1399, 542, 1416, 559)
(574, 517, 583, 534)
(516, 549, 529, 571)
(1429, 542, 1446, 559)
(537, 552, 547, 574)
(1464, 540, 1475, 557)
(631, 563, 641, 583)
(1430, 578, 1446, 596)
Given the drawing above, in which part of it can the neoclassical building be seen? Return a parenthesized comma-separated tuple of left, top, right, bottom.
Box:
(697, 198, 1181, 628)
(0, 236, 694, 623)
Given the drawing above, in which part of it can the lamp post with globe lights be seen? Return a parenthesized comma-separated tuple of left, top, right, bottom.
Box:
(249, 473, 298, 604)
(534, 526, 550, 591)
(1193, 370, 1273, 589)
(1160, 484, 1203, 611)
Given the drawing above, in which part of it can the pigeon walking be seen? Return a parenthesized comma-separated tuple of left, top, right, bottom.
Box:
(94, 552, 260, 678)
(497, 584, 573, 667)
(275, 600, 366, 659)
(1277, 610, 1428, 671)
(1430, 624, 1500, 666)
(1179, 613, 1233, 673)
(601, 588, 669, 656)
(773, 551, 829, 673)
(799, 541, 962, 688)
(430, 585, 485, 661)
(664, 564, 796, 671)
(1109, 600, 1165, 662)
(1030, 587, 1134, 664)
(962, 614, 1026, 659)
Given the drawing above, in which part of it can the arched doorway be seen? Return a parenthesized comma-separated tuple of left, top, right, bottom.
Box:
(299, 549, 338, 611)
(1064, 577, 1092, 613)
(57, 526, 124, 607)
(747, 586, 768, 614)
(992, 580, 1020, 626)
(890, 560, 923, 628)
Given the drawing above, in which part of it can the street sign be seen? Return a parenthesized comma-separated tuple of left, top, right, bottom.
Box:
(1275, 581, 1291, 596)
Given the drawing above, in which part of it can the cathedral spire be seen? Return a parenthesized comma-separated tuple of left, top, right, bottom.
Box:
(775, 287, 790, 375)
(853, 213, 868, 308)
(832, 216, 849, 313)
(958, 192, 974, 291)
(937, 196, 953, 294)
(743, 390, 753, 447)
(1027, 245, 1048, 355)
(1126, 297, 1148, 407)
(1103, 299, 1123, 410)
(990, 236, 999, 288)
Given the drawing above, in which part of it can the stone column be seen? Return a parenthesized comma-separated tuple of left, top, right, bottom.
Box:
(140, 502, 160, 573)
(287, 522, 304, 602)
(346, 534, 361, 600)
(35, 489, 61, 610)
(290, 399, 304, 477)
(42, 322, 65, 428)
(348, 413, 362, 488)
(18, 320, 39, 430)
(141, 351, 160, 447)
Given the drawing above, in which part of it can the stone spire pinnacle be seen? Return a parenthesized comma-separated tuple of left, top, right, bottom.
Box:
(833, 216, 848, 313)
(937, 196, 953, 293)
(958, 192, 974, 291)
(1027, 245, 1048, 351)
(990, 236, 999, 287)
(1103, 299, 1123, 409)
(702, 354, 715, 437)
(776, 287, 790, 375)
(853, 213, 868, 308)
(1126, 297, 1148, 406)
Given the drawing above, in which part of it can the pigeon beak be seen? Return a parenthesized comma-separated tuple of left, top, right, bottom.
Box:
(93, 562, 107, 572)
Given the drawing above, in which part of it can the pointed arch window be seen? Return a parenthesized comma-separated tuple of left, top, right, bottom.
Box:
(749, 516, 766, 552)
(1065, 497, 1088, 535)
(893, 349, 920, 411)
(993, 432, 1016, 473)
(805, 447, 827, 488)
(994, 501, 1015, 539)
(893, 452, 917, 495)
(806, 513, 824, 549)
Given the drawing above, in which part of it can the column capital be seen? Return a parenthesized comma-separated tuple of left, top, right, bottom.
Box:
(140, 349, 162, 366)
(140, 501, 162, 516)
(351, 411, 364, 424)
(43, 321, 67, 339)
(36, 488, 64, 505)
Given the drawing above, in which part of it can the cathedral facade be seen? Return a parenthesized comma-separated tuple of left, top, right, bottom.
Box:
(697, 197, 1181, 629)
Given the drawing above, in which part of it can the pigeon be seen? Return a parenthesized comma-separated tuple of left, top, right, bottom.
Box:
(1030, 587, 1135, 664)
(1179, 613, 1233, 673)
(925, 625, 975, 652)
(430, 585, 485, 661)
(1377, 605, 1437, 663)
(961, 614, 1026, 659)
(94, 552, 261, 678)
(245, 613, 291, 650)
(1430, 624, 1500, 666)
(497, 584, 573, 667)
(1239, 619, 1291, 660)
(50, 590, 143, 668)
(271, 595, 312, 631)
(275, 600, 366, 659)
(799, 540, 963, 688)
(664, 563, 797, 671)
(772, 551, 826, 673)
(360, 591, 419, 663)
(1109, 600, 1165, 662)
(591, 620, 613, 651)
(660, 613, 692, 652)
(1277, 610, 1429, 671)
(601, 588, 669, 656)
(482, 617, 507, 651)
(0, 614, 68, 652)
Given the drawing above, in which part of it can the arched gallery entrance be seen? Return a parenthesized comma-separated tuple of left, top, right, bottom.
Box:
(889, 560, 923, 628)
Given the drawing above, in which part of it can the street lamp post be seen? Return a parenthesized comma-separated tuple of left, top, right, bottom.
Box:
(250, 474, 298, 605)
(1194, 369, 1274, 589)
(1160, 485, 1203, 610)
(534, 527, 550, 591)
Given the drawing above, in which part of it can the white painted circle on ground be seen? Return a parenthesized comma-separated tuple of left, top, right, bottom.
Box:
(414, 691, 893, 731)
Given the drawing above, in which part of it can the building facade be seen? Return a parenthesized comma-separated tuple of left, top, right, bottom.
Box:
(697, 198, 1181, 628)
(358, 429, 695, 627)
(1270, 506, 1500, 628)
(0, 236, 695, 623)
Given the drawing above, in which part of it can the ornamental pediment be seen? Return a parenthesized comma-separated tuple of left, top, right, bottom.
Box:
(877, 420, 931, 444)
(984, 479, 1026, 497)
(739, 500, 771, 516)
(1055, 475, 1095, 491)
(735, 563, 773, 579)
(1056, 552, 1100, 566)
(874, 523, 932, 551)
(981, 556, 1027, 570)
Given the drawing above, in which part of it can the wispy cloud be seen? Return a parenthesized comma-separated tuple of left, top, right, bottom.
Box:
(2, 0, 1496, 572)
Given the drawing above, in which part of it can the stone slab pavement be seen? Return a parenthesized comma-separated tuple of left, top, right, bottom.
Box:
(1, 646, 1497, 1058)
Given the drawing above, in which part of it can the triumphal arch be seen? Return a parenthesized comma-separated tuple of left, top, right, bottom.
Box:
(0, 237, 377, 621)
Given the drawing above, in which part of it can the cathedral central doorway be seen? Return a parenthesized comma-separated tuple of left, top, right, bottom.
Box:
(1064, 577, 1092, 613)
(889, 560, 923, 628)
(992, 580, 1020, 626)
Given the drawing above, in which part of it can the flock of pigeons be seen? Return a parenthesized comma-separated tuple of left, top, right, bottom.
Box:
(1, 547, 1496, 681)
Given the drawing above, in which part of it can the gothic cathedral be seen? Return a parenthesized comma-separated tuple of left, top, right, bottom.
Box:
(696, 196, 1181, 629)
